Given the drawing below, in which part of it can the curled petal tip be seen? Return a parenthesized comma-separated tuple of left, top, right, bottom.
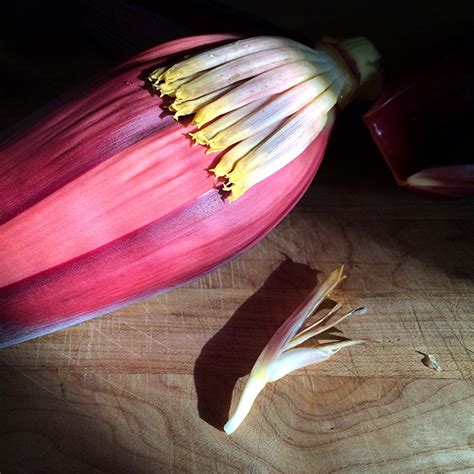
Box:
(333, 264, 346, 280)
(353, 307, 367, 316)
(406, 165, 474, 198)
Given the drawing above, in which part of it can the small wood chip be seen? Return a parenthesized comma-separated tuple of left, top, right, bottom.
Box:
(417, 351, 442, 371)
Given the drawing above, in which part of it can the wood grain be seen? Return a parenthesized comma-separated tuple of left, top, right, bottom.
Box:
(1, 1, 473, 472)
(1, 369, 473, 473)
(1, 161, 473, 472)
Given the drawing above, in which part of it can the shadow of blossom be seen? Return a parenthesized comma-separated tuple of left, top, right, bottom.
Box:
(193, 257, 322, 430)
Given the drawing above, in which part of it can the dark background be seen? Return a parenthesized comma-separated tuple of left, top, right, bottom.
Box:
(1, 0, 473, 131)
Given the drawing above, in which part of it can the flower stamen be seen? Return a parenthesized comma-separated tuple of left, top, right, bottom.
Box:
(149, 36, 381, 200)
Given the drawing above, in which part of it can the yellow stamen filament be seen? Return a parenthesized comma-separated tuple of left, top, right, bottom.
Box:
(211, 123, 282, 177)
(190, 98, 269, 143)
(170, 85, 238, 119)
(157, 72, 200, 97)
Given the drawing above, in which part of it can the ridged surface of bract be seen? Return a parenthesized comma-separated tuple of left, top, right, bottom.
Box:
(0, 35, 334, 347)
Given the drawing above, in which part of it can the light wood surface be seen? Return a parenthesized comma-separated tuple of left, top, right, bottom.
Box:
(1, 139, 473, 471)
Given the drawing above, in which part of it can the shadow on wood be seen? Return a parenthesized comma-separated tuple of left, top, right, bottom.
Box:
(193, 256, 321, 430)
(0, 366, 146, 472)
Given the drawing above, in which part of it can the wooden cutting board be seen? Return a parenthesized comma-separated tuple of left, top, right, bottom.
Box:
(1, 1, 473, 472)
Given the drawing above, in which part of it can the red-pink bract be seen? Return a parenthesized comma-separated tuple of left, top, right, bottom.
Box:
(0, 34, 334, 347)
(363, 46, 474, 198)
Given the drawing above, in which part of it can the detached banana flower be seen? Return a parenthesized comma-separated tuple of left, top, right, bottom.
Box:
(224, 266, 367, 435)
(0, 34, 380, 347)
